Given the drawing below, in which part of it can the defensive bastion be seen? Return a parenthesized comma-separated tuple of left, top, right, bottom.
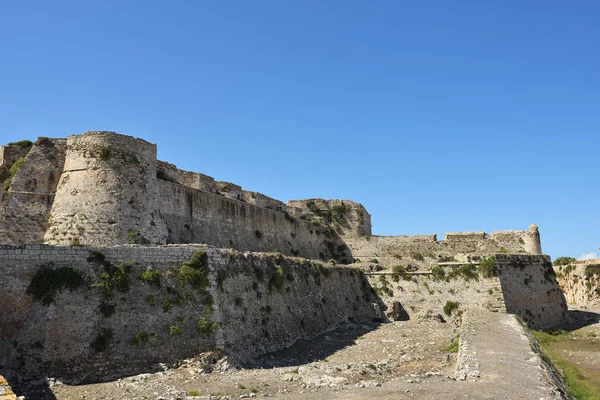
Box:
(0, 131, 566, 384)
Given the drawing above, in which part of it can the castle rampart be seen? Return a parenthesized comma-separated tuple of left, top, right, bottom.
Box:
(0, 131, 542, 267)
(0, 244, 376, 382)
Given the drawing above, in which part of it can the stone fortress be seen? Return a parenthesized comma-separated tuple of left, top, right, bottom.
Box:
(0, 131, 567, 387)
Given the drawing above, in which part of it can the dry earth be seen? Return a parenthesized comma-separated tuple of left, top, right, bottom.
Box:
(11, 307, 577, 400)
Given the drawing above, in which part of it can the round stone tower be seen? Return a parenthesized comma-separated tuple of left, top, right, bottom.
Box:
(523, 223, 543, 254)
(44, 131, 168, 245)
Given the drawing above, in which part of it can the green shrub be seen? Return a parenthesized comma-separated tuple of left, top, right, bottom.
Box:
(441, 340, 459, 353)
(410, 252, 424, 261)
(27, 266, 84, 305)
(2, 156, 26, 194)
(443, 300, 460, 316)
(189, 391, 201, 397)
(553, 257, 576, 266)
(131, 330, 149, 345)
(584, 264, 600, 279)
(140, 266, 162, 287)
(268, 265, 285, 291)
(92, 262, 132, 300)
(367, 258, 379, 264)
(197, 317, 218, 334)
(169, 324, 182, 335)
(478, 257, 498, 278)
(176, 250, 209, 289)
(430, 266, 446, 282)
(163, 298, 173, 312)
(391, 265, 411, 282)
(438, 256, 456, 263)
(497, 247, 508, 254)
(98, 146, 111, 161)
(448, 264, 479, 282)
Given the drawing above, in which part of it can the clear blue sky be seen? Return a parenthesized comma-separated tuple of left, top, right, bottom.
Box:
(1, 1, 598, 260)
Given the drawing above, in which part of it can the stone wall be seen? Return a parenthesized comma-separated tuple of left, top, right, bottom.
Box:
(0, 138, 66, 244)
(555, 263, 600, 308)
(156, 180, 349, 261)
(495, 254, 567, 329)
(365, 253, 567, 330)
(44, 132, 168, 246)
(345, 224, 542, 270)
(0, 244, 377, 383)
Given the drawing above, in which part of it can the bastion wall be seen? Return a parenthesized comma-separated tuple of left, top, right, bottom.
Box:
(0, 244, 377, 382)
(366, 254, 566, 330)
(0, 131, 541, 268)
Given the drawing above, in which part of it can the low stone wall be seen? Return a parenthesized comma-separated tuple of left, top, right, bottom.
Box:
(495, 254, 567, 329)
(365, 271, 505, 322)
(365, 254, 567, 330)
(0, 245, 377, 383)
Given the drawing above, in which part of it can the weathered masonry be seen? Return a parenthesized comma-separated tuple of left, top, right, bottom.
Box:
(0, 131, 541, 265)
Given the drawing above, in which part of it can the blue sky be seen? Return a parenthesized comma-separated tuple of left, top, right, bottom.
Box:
(1, 1, 598, 259)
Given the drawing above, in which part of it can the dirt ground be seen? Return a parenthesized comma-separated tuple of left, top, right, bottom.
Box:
(25, 318, 460, 400)
(17, 306, 589, 400)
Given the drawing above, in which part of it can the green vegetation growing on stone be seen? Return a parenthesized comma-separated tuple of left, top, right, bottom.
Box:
(478, 257, 498, 278)
(176, 250, 209, 289)
(443, 300, 460, 316)
(1, 156, 26, 195)
(553, 257, 576, 266)
(98, 146, 111, 161)
(391, 265, 411, 282)
(197, 317, 218, 334)
(497, 247, 509, 253)
(430, 266, 446, 282)
(254, 230, 263, 239)
(27, 265, 85, 305)
(411, 252, 424, 261)
(268, 264, 285, 292)
(584, 264, 600, 279)
(169, 324, 182, 335)
(92, 262, 132, 300)
(438, 256, 457, 262)
(441, 339, 459, 353)
(140, 266, 162, 287)
(131, 330, 149, 345)
(448, 264, 479, 282)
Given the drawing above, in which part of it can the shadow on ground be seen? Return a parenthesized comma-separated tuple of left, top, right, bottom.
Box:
(246, 321, 381, 369)
(8, 376, 57, 400)
(560, 309, 600, 331)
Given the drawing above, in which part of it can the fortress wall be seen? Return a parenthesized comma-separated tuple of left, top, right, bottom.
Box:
(366, 271, 505, 321)
(368, 254, 567, 329)
(495, 254, 567, 329)
(286, 199, 372, 237)
(555, 263, 600, 308)
(213, 251, 376, 362)
(0, 245, 376, 382)
(156, 180, 348, 261)
(345, 228, 541, 269)
(44, 132, 168, 246)
(0, 138, 66, 244)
